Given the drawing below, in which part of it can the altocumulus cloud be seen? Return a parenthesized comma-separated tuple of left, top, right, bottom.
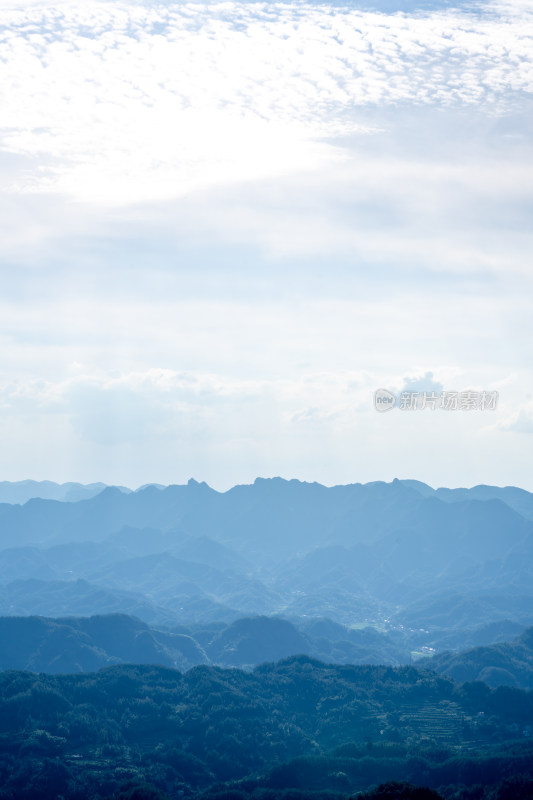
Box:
(0, 0, 532, 204)
(0, 0, 532, 490)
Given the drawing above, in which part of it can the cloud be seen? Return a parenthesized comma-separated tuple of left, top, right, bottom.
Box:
(67, 383, 171, 444)
(0, 0, 531, 282)
(0, 0, 531, 490)
(0, 366, 374, 444)
(0, 0, 532, 204)
(500, 406, 533, 434)
(400, 371, 444, 394)
(0, 362, 529, 489)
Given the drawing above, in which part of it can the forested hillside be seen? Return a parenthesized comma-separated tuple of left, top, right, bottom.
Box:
(0, 658, 532, 800)
(431, 627, 533, 689)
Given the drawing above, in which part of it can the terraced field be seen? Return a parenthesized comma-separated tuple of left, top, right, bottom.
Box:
(400, 702, 464, 741)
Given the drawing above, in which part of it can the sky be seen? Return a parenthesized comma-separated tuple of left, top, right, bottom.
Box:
(0, 0, 532, 491)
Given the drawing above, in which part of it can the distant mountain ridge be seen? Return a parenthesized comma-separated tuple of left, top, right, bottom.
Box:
(0, 480, 130, 505)
(403, 479, 533, 521)
(1, 478, 532, 557)
(1, 477, 533, 659)
(2, 476, 532, 513)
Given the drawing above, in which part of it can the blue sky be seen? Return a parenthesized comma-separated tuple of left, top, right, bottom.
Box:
(0, 0, 532, 490)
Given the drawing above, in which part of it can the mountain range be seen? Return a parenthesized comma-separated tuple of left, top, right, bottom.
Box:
(0, 477, 532, 666)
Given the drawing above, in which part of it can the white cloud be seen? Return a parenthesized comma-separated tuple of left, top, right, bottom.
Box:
(0, 0, 532, 490)
(0, 0, 532, 204)
(0, 361, 528, 489)
(399, 371, 444, 394)
(500, 406, 533, 434)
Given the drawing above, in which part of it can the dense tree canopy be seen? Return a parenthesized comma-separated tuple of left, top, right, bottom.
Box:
(0, 658, 531, 799)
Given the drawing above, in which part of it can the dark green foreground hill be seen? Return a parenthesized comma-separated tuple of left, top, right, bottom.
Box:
(430, 627, 533, 689)
(0, 657, 533, 800)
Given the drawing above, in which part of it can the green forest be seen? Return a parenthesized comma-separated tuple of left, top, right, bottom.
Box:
(1, 656, 533, 800)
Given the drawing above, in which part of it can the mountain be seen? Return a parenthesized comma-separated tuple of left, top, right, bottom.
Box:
(1, 477, 533, 646)
(83, 552, 283, 616)
(206, 616, 312, 666)
(402, 480, 533, 522)
(420, 619, 526, 652)
(0, 480, 129, 505)
(274, 544, 411, 607)
(1, 477, 532, 571)
(0, 613, 207, 673)
(174, 535, 251, 572)
(0, 578, 178, 627)
(0, 541, 129, 582)
(298, 617, 411, 665)
(0, 546, 58, 582)
(392, 590, 533, 631)
(0, 613, 411, 672)
(431, 626, 533, 689)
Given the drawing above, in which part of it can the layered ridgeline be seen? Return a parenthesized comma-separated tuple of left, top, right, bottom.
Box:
(0, 478, 533, 659)
(0, 480, 130, 504)
(1, 480, 533, 800)
(0, 613, 411, 673)
(2, 613, 533, 689)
